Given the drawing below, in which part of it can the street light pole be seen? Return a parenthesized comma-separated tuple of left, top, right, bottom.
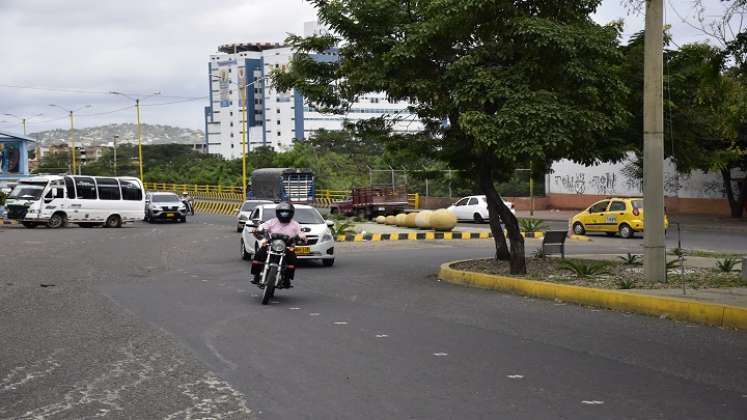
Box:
(110, 91, 160, 182)
(3, 113, 42, 136)
(49, 105, 90, 175)
(643, 0, 666, 283)
(113, 135, 119, 176)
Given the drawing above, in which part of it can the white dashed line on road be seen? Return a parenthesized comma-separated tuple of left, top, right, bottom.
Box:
(581, 400, 605, 405)
(375, 334, 389, 338)
(309, 313, 320, 316)
(506, 374, 524, 379)
(333, 321, 348, 325)
(289, 307, 301, 310)
(432, 352, 448, 357)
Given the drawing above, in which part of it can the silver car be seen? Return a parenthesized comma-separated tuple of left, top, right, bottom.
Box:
(236, 200, 273, 232)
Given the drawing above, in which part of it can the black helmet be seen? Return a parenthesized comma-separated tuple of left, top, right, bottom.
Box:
(276, 202, 295, 223)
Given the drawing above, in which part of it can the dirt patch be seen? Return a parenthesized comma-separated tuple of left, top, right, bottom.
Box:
(450, 258, 747, 290)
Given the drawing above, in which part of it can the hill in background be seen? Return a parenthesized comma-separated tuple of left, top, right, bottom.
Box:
(29, 123, 204, 146)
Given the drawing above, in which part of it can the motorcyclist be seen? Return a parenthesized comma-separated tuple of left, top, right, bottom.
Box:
(250, 202, 306, 288)
(181, 191, 195, 215)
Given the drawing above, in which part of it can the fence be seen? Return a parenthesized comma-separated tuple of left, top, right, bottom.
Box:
(144, 182, 421, 209)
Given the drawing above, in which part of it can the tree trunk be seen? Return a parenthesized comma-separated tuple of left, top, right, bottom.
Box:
(721, 169, 744, 218)
(479, 162, 526, 274)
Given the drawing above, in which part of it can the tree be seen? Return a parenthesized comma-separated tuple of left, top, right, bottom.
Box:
(274, 0, 630, 274)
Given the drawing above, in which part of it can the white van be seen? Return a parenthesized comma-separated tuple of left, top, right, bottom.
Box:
(5, 175, 145, 228)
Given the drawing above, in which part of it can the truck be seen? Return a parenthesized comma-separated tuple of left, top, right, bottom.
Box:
(349, 186, 408, 219)
(249, 168, 315, 204)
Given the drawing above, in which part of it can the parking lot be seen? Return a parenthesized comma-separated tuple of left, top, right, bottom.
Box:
(1, 214, 747, 419)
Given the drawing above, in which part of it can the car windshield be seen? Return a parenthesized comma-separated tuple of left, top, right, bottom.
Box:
(241, 201, 269, 211)
(152, 194, 180, 203)
(9, 183, 47, 200)
(261, 207, 324, 224)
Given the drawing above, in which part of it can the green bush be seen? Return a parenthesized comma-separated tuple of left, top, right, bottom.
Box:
(715, 257, 741, 273)
(618, 253, 642, 265)
(557, 259, 611, 279)
(518, 218, 546, 233)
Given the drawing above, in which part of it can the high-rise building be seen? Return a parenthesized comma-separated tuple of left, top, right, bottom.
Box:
(203, 24, 421, 159)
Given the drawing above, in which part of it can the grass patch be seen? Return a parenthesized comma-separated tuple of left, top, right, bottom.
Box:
(667, 249, 744, 259)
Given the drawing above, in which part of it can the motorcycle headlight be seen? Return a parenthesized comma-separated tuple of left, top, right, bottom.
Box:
(271, 239, 286, 252)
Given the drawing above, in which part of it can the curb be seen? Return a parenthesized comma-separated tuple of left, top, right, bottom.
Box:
(1, 219, 18, 225)
(336, 231, 591, 242)
(439, 261, 747, 330)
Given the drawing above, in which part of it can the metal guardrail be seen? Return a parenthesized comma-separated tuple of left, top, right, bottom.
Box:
(143, 182, 421, 208)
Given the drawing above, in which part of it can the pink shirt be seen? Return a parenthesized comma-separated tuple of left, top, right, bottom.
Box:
(259, 218, 306, 240)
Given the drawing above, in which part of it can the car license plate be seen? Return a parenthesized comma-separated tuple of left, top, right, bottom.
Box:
(165, 213, 174, 217)
(295, 246, 311, 255)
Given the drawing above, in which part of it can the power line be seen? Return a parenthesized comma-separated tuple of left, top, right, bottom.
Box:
(0, 83, 204, 100)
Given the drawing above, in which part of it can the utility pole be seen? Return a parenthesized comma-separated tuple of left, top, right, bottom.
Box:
(135, 99, 144, 182)
(113, 135, 119, 176)
(49, 104, 90, 176)
(3, 113, 42, 136)
(643, 0, 666, 283)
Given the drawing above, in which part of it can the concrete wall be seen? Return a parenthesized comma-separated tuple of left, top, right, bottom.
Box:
(546, 153, 743, 216)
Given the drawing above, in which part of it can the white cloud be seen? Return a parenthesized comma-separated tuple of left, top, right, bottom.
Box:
(0, 0, 737, 135)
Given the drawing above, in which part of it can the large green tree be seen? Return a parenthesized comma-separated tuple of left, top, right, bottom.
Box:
(274, 0, 629, 274)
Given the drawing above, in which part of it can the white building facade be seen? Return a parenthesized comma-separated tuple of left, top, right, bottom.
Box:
(204, 33, 421, 159)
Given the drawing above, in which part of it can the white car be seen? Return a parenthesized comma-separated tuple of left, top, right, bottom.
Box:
(236, 199, 273, 232)
(448, 195, 516, 223)
(241, 204, 336, 266)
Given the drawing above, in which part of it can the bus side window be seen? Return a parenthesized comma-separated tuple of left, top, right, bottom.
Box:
(97, 177, 121, 200)
(75, 177, 98, 200)
(120, 180, 143, 201)
(64, 176, 76, 199)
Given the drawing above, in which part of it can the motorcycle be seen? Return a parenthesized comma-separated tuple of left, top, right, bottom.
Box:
(256, 233, 299, 305)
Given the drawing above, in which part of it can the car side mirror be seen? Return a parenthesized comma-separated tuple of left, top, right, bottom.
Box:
(326, 220, 335, 228)
(247, 219, 259, 228)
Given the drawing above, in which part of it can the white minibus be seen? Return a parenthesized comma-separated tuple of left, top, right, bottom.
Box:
(5, 175, 145, 228)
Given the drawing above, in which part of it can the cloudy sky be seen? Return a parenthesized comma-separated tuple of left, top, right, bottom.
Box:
(0, 0, 737, 135)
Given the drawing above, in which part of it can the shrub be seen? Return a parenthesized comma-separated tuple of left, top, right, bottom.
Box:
(715, 257, 741, 273)
(618, 253, 642, 265)
(557, 259, 610, 279)
(518, 218, 546, 233)
(617, 278, 636, 289)
(331, 220, 356, 237)
(532, 248, 546, 259)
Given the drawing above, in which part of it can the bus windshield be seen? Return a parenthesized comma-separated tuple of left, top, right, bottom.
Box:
(9, 182, 47, 200)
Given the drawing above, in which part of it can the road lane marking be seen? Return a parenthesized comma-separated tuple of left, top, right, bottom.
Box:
(506, 374, 524, 379)
(375, 334, 389, 338)
(289, 307, 301, 310)
(333, 321, 348, 325)
(581, 400, 604, 405)
(432, 352, 448, 357)
(309, 313, 320, 316)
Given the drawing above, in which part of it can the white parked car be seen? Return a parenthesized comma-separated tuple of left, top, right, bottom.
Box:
(235, 199, 273, 232)
(448, 195, 516, 223)
(241, 204, 336, 266)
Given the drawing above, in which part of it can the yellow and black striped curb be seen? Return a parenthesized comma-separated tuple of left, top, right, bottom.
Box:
(439, 261, 747, 330)
(194, 201, 240, 216)
(336, 231, 591, 242)
(1, 219, 18, 225)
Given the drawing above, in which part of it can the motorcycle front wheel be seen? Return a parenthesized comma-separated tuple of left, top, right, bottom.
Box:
(261, 266, 278, 305)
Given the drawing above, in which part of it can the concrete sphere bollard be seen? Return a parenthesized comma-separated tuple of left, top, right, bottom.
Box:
(385, 215, 397, 225)
(375, 215, 387, 224)
(430, 209, 457, 231)
(405, 213, 418, 228)
(415, 210, 433, 229)
(395, 213, 408, 226)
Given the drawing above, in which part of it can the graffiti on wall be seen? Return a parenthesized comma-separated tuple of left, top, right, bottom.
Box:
(589, 172, 616, 195)
(554, 174, 587, 195)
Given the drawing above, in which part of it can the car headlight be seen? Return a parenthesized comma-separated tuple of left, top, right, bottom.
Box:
(271, 239, 286, 252)
(150, 205, 159, 210)
(238, 215, 248, 221)
(321, 233, 333, 242)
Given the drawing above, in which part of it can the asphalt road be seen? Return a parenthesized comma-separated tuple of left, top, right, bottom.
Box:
(1, 215, 746, 419)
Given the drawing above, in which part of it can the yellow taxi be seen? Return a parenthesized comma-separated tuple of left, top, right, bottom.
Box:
(570, 197, 668, 238)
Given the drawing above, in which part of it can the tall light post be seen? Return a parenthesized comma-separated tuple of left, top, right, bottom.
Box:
(2, 113, 44, 135)
(113, 135, 119, 176)
(110, 91, 160, 182)
(49, 104, 91, 175)
(210, 75, 268, 198)
(643, 0, 666, 282)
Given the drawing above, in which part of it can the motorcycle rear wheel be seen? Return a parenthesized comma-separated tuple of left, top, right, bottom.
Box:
(261, 266, 278, 305)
